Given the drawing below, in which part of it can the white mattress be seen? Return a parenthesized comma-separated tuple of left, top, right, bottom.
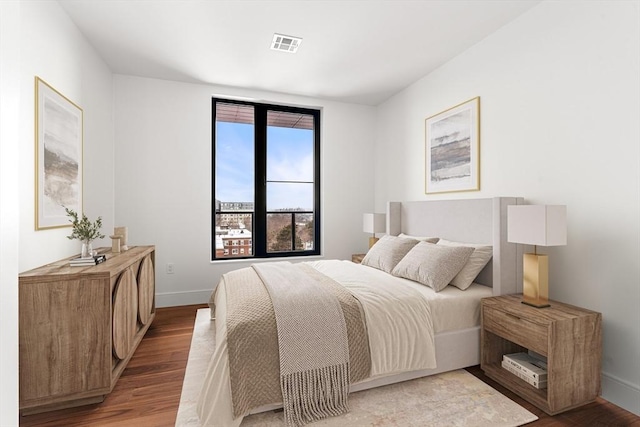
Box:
(305, 259, 493, 334)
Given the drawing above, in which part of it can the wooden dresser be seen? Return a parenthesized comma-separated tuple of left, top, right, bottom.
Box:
(19, 246, 155, 414)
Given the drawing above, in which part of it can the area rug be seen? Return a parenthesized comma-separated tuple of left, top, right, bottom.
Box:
(176, 309, 538, 426)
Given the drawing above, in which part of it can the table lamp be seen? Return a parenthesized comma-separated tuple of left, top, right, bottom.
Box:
(363, 213, 386, 248)
(507, 205, 567, 308)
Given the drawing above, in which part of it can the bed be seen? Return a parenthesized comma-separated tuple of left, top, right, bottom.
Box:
(196, 197, 524, 426)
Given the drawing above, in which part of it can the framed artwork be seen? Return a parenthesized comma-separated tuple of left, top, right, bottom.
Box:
(425, 97, 480, 194)
(35, 77, 83, 230)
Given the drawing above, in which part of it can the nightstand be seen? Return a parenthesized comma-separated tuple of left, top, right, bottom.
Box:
(351, 253, 366, 263)
(481, 294, 601, 415)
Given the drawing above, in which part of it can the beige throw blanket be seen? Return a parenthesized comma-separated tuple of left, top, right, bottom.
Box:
(222, 262, 371, 426)
(253, 262, 349, 426)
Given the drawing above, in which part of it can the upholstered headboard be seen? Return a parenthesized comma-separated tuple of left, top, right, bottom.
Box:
(386, 197, 523, 296)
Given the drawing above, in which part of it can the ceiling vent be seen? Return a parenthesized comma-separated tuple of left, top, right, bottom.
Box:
(271, 33, 302, 53)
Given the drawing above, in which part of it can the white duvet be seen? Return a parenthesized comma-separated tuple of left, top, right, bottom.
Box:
(196, 260, 489, 426)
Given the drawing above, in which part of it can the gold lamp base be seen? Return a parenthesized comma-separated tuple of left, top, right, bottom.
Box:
(368, 236, 379, 249)
(522, 253, 550, 308)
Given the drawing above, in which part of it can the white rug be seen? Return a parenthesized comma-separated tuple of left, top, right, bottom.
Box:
(176, 309, 538, 427)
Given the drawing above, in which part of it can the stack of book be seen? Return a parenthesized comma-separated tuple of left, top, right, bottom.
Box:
(69, 254, 107, 267)
(501, 352, 548, 389)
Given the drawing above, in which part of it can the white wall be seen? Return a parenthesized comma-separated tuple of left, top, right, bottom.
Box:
(0, 0, 115, 419)
(18, 0, 114, 272)
(1, 2, 21, 424)
(375, 1, 640, 415)
(113, 75, 376, 306)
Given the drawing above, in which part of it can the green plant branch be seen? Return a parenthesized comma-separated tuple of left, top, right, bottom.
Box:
(64, 207, 105, 242)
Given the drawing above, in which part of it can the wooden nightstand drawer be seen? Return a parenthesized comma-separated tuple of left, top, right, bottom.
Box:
(483, 306, 548, 356)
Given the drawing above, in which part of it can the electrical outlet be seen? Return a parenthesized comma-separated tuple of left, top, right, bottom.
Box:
(166, 263, 175, 274)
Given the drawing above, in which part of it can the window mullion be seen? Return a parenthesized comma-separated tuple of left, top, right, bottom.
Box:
(254, 106, 268, 257)
(313, 111, 321, 255)
(290, 213, 296, 251)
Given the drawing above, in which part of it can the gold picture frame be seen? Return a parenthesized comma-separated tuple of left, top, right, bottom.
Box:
(35, 76, 83, 230)
(425, 97, 480, 194)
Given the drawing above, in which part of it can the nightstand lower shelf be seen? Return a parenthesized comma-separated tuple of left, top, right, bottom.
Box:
(483, 361, 550, 412)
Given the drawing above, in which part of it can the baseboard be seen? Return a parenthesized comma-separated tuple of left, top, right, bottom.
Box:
(602, 371, 640, 416)
(155, 290, 211, 308)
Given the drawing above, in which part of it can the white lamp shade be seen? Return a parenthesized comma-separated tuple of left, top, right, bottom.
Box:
(363, 213, 386, 234)
(507, 205, 567, 246)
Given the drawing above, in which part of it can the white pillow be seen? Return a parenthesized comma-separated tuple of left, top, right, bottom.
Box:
(391, 242, 474, 292)
(361, 235, 419, 273)
(436, 239, 493, 290)
(398, 233, 439, 243)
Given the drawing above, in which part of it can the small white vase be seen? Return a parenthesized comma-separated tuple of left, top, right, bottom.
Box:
(81, 241, 94, 259)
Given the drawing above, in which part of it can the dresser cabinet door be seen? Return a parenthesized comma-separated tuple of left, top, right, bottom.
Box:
(137, 255, 155, 326)
(112, 268, 138, 360)
(19, 279, 110, 401)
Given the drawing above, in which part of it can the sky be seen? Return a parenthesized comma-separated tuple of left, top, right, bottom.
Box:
(215, 121, 314, 211)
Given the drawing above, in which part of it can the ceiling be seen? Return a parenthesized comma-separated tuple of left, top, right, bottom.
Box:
(59, 0, 540, 106)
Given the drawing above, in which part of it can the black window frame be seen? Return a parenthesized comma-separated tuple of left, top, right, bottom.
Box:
(212, 98, 321, 260)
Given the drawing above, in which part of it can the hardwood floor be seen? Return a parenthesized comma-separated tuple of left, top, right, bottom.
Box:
(20, 304, 640, 427)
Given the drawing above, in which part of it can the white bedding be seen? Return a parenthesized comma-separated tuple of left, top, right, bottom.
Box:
(308, 260, 493, 334)
(196, 260, 491, 427)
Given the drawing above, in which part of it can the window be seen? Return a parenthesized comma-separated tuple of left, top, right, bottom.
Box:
(212, 98, 320, 260)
